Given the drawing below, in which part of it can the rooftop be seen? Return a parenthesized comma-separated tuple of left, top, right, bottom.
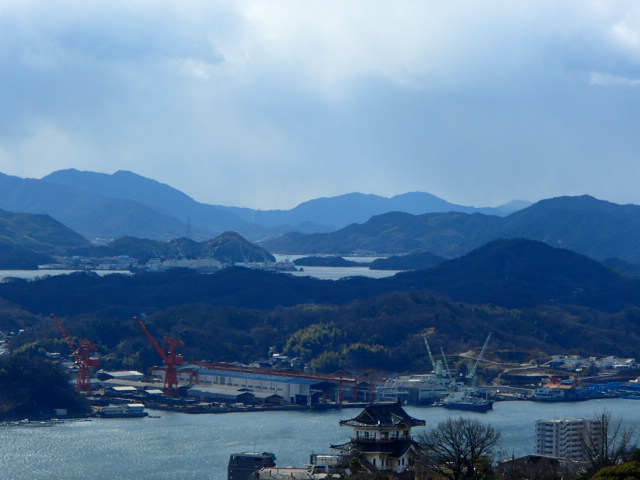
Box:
(339, 402, 425, 428)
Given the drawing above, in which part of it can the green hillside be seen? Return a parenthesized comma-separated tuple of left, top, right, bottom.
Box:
(0, 209, 89, 254)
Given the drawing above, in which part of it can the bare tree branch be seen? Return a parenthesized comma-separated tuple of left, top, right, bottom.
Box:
(417, 417, 500, 480)
(582, 410, 638, 476)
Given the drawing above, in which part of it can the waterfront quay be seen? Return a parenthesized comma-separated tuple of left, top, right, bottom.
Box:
(90, 354, 640, 417)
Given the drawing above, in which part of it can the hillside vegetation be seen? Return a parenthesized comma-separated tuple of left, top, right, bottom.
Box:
(4, 238, 640, 373)
(0, 355, 90, 418)
(0, 209, 89, 254)
(69, 231, 275, 264)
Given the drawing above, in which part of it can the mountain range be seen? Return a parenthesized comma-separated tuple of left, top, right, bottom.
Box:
(0, 169, 526, 242)
(264, 195, 640, 265)
(2, 167, 640, 269)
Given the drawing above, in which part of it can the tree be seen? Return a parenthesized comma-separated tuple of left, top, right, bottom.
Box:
(590, 460, 640, 480)
(0, 355, 90, 417)
(582, 410, 638, 476)
(416, 417, 500, 480)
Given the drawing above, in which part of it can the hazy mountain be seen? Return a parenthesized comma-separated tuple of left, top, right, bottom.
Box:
(43, 169, 245, 235)
(227, 191, 526, 229)
(264, 195, 640, 265)
(0, 208, 89, 254)
(37, 169, 527, 239)
(263, 210, 502, 256)
(602, 257, 640, 279)
(498, 195, 640, 261)
(0, 172, 194, 241)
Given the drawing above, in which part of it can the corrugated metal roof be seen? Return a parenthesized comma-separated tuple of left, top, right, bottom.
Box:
(195, 367, 325, 385)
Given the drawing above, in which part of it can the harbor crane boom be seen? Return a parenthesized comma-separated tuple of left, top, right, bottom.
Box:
(422, 333, 448, 378)
(468, 332, 493, 381)
(134, 316, 185, 396)
(440, 347, 453, 382)
(421, 334, 437, 373)
(51, 314, 99, 392)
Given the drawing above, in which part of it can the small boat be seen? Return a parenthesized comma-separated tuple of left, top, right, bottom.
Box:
(442, 390, 493, 413)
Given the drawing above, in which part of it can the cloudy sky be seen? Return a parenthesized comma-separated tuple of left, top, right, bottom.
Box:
(1, 1, 639, 209)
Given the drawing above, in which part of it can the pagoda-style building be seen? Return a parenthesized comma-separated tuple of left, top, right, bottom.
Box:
(331, 402, 426, 475)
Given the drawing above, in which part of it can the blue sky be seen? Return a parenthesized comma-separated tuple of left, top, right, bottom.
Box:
(0, 1, 639, 209)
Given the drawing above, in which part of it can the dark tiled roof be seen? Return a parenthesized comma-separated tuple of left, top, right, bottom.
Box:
(339, 402, 426, 428)
(331, 439, 417, 457)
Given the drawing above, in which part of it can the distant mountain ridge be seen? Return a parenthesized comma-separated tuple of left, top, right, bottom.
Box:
(34, 169, 525, 241)
(225, 191, 524, 228)
(0, 208, 89, 254)
(264, 195, 640, 265)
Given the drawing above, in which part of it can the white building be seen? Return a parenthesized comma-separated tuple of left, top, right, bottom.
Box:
(535, 418, 603, 460)
(152, 365, 339, 405)
(331, 403, 426, 474)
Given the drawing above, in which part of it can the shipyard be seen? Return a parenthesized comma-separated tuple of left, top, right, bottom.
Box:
(38, 316, 640, 422)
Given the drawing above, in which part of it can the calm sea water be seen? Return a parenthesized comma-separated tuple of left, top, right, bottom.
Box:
(273, 255, 401, 280)
(1, 399, 639, 480)
(0, 270, 129, 281)
(0, 261, 398, 283)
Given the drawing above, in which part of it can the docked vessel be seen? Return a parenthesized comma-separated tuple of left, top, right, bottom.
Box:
(98, 403, 148, 418)
(442, 390, 493, 413)
(376, 374, 450, 405)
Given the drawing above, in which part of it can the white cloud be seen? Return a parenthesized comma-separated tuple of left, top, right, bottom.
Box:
(0, 119, 96, 179)
(590, 71, 640, 87)
(1, 1, 640, 209)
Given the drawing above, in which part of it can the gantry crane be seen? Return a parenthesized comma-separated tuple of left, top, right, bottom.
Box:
(134, 316, 185, 396)
(51, 314, 100, 392)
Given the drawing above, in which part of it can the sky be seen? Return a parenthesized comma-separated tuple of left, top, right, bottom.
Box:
(0, 1, 639, 210)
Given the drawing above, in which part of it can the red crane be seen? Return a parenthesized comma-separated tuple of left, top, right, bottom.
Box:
(51, 314, 100, 392)
(134, 316, 185, 396)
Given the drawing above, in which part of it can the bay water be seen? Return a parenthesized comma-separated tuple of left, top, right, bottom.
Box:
(2, 398, 640, 480)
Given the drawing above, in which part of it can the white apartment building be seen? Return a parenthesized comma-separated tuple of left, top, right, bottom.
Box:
(535, 418, 603, 460)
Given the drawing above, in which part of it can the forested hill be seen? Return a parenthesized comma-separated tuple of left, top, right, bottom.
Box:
(69, 231, 275, 264)
(0, 239, 638, 318)
(263, 195, 640, 264)
(5, 238, 640, 371)
(0, 209, 89, 254)
(385, 238, 640, 311)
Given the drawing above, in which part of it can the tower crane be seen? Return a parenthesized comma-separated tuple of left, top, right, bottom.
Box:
(440, 347, 453, 382)
(134, 316, 185, 396)
(467, 332, 493, 382)
(51, 314, 99, 392)
(422, 333, 447, 379)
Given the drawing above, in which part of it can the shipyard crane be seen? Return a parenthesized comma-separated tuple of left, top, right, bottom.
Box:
(422, 333, 447, 379)
(51, 314, 99, 392)
(467, 332, 493, 382)
(440, 347, 453, 382)
(134, 316, 185, 396)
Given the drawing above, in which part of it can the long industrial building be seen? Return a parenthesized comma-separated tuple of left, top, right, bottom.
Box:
(149, 363, 376, 406)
